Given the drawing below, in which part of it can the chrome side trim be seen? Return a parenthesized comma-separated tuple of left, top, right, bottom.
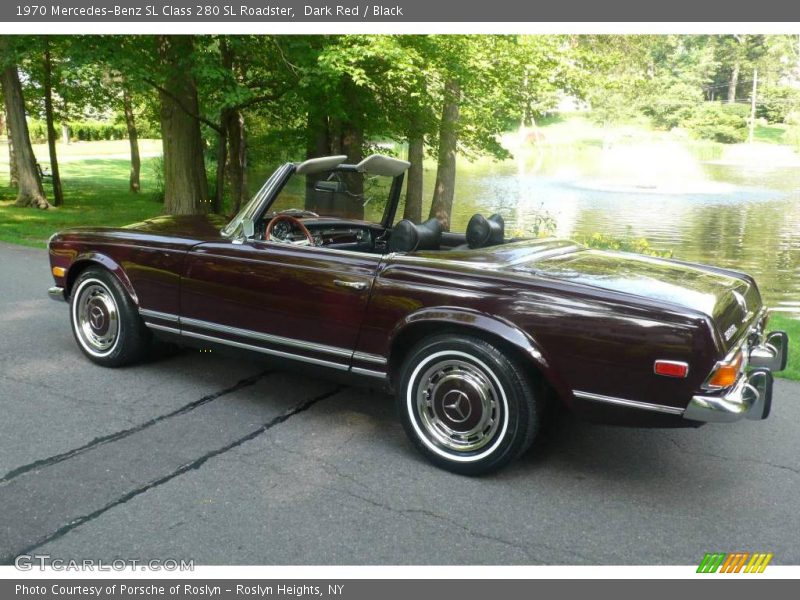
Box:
(139, 308, 180, 323)
(353, 351, 388, 365)
(181, 329, 350, 371)
(350, 367, 387, 379)
(573, 390, 684, 415)
(180, 316, 353, 358)
(144, 322, 181, 335)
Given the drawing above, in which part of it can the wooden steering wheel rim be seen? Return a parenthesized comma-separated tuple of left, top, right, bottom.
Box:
(265, 214, 314, 245)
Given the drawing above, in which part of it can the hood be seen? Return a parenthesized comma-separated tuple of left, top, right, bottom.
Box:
(122, 214, 230, 239)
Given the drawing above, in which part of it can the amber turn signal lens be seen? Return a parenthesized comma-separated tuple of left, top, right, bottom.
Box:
(707, 351, 743, 389)
(52, 266, 66, 277)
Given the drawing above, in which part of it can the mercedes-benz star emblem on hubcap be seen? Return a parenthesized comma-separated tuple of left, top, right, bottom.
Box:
(442, 390, 471, 423)
(89, 305, 105, 329)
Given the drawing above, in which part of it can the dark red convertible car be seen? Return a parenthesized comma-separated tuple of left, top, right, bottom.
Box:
(47, 154, 788, 474)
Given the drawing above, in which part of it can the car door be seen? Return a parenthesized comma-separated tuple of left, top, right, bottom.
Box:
(179, 239, 381, 371)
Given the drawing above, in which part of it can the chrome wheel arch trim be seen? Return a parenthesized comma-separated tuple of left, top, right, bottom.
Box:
(573, 390, 684, 415)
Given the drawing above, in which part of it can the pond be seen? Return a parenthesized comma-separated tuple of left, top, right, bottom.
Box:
(252, 139, 800, 313)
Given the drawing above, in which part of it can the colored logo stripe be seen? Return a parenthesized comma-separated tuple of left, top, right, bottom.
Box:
(697, 552, 773, 573)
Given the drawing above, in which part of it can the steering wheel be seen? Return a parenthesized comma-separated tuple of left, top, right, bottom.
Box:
(265, 214, 315, 245)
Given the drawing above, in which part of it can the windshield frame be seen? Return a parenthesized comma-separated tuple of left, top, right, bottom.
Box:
(222, 162, 405, 239)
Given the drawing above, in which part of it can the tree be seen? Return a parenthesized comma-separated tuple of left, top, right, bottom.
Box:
(121, 84, 141, 193)
(0, 39, 49, 209)
(156, 35, 209, 215)
(42, 38, 64, 206)
(428, 78, 460, 229)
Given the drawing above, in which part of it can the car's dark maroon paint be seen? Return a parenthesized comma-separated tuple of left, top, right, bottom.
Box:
(47, 156, 788, 459)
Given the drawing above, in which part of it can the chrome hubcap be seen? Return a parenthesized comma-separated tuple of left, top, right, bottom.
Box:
(416, 358, 501, 453)
(76, 283, 119, 354)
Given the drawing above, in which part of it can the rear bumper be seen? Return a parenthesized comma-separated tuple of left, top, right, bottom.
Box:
(684, 327, 787, 423)
(48, 286, 66, 302)
(684, 368, 773, 423)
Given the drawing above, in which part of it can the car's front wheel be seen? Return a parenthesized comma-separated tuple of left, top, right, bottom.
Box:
(70, 267, 150, 367)
(396, 334, 539, 475)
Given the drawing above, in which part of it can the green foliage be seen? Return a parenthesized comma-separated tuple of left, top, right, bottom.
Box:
(27, 119, 159, 143)
(756, 85, 800, 124)
(683, 103, 750, 143)
(582, 232, 673, 258)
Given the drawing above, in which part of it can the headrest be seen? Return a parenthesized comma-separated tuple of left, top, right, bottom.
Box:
(466, 213, 505, 249)
(389, 218, 443, 253)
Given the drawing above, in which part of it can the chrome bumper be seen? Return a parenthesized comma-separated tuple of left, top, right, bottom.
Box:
(685, 368, 773, 423)
(749, 331, 788, 372)
(685, 326, 787, 423)
(48, 286, 66, 302)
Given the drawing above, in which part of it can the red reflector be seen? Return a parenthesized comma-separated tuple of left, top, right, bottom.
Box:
(654, 360, 689, 378)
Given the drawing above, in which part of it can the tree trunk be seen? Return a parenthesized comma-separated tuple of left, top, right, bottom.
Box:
(403, 134, 424, 222)
(43, 40, 64, 206)
(157, 36, 208, 215)
(122, 85, 141, 193)
(213, 113, 228, 214)
(305, 110, 330, 210)
(61, 123, 69, 144)
(727, 61, 740, 104)
(7, 119, 18, 188)
(1, 61, 49, 209)
(226, 108, 247, 214)
(428, 78, 460, 231)
(341, 120, 364, 220)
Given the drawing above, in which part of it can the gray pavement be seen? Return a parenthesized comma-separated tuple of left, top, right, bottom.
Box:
(1, 241, 798, 565)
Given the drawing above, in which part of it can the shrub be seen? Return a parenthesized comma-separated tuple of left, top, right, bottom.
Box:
(582, 232, 673, 258)
(756, 86, 800, 124)
(683, 102, 749, 143)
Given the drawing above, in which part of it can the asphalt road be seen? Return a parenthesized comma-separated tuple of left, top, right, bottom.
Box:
(1, 241, 799, 566)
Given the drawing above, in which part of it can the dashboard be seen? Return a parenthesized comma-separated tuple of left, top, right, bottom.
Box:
(258, 214, 384, 253)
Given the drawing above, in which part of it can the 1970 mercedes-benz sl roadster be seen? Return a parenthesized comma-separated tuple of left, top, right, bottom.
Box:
(47, 154, 789, 474)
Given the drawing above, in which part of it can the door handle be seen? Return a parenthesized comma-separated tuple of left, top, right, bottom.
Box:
(334, 280, 368, 291)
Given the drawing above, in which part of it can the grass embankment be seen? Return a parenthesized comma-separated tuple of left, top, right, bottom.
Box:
(0, 140, 163, 247)
(766, 314, 799, 381)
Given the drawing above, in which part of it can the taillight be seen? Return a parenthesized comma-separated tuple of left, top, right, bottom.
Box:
(705, 350, 744, 389)
(654, 360, 689, 378)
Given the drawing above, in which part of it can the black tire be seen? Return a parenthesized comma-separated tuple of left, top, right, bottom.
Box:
(69, 267, 151, 367)
(396, 334, 539, 475)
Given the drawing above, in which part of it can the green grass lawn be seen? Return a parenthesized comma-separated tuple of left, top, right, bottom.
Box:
(766, 313, 799, 381)
(753, 123, 789, 144)
(0, 155, 164, 247)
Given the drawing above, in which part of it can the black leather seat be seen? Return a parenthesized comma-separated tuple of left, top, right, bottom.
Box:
(466, 213, 505, 248)
(389, 218, 443, 253)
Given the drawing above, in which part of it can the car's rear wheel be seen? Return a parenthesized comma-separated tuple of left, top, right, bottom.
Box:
(70, 267, 150, 367)
(396, 334, 539, 475)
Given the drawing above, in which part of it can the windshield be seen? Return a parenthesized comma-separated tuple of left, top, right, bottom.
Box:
(221, 164, 292, 237)
(268, 168, 399, 222)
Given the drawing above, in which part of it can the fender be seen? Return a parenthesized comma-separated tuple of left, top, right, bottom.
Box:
(387, 306, 572, 400)
(65, 252, 139, 305)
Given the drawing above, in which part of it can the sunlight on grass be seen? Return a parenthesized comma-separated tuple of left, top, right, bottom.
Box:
(767, 313, 799, 381)
(0, 155, 164, 248)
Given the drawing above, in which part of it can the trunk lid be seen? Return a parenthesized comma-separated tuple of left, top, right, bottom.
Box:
(518, 244, 761, 350)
